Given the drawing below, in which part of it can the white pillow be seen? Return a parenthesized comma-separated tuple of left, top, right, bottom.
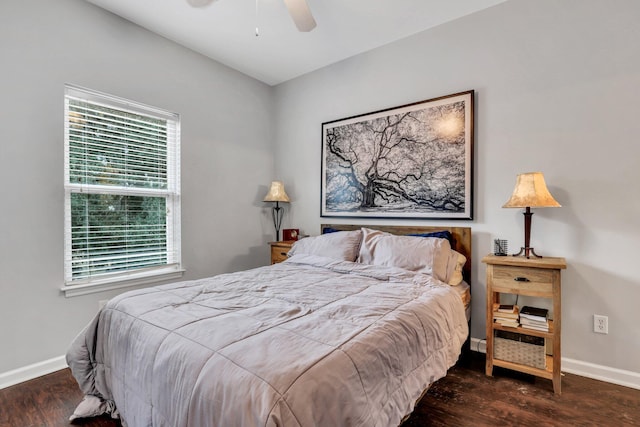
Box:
(444, 249, 467, 286)
(357, 228, 452, 281)
(288, 230, 362, 261)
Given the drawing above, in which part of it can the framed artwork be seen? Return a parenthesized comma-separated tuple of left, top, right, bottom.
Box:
(321, 90, 474, 219)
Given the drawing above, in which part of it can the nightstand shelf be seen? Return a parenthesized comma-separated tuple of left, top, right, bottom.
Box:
(493, 356, 554, 378)
(483, 254, 566, 395)
(269, 241, 295, 264)
(492, 319, 554, 338)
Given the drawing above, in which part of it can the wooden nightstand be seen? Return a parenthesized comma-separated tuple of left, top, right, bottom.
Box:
(482, 254, 566, 394)
(269, 241, 294, 264)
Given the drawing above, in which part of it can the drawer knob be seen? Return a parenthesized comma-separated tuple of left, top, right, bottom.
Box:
(514, 276, 530, 282)
(280, 252, 288, 256)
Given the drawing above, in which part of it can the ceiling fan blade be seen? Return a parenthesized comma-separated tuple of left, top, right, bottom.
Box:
(283, 0, 316, 32)
(187, 0, 217, 8)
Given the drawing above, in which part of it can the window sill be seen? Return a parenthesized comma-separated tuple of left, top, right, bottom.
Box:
(61, 267, 185, 297)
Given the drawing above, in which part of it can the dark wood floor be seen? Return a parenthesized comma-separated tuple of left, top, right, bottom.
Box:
(1, 353, 638, 427)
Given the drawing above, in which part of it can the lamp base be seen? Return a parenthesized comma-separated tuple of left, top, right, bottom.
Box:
(272, 203, 284, 242)
(511, 247, 542, 259)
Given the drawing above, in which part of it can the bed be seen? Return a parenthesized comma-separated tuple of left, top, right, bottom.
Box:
(66, 224, 471, 426)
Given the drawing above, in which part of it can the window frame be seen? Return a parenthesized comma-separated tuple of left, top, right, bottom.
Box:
(62, 84, 182, 297)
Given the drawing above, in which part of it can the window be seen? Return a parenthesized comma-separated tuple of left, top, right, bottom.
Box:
(63, 85, 182, 296)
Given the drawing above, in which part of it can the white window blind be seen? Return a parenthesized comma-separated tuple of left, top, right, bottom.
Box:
(64, 85, 181, 292)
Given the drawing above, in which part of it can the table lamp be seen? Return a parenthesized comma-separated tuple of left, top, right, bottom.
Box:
(502, 172, 561, 258)
(264, 181, 290, 241)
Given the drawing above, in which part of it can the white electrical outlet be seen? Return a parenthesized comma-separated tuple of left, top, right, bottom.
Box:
(594, 314, 608, 334)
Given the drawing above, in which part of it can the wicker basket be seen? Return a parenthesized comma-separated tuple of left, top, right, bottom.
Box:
(494, 337, 545, 369)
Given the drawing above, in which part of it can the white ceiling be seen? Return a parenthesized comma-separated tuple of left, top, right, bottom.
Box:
(85, 0, 507, 86)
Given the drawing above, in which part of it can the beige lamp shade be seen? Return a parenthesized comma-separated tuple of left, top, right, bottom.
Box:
(502, 172, 561, 208)
(263, 181, 290, 203)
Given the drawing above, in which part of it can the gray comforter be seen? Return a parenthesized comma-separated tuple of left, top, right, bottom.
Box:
(67, 254, 468, 426)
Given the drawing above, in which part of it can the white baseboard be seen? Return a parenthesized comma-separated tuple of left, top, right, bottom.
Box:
(471, 337, 487, 353)
(470, 338, 640, 390)
(562, 357, 640, 390)
(0, 356, 68, 390)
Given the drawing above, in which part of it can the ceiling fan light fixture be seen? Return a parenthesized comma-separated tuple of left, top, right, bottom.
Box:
(187, 0, 217, 8)
(186, 0, 316, 32)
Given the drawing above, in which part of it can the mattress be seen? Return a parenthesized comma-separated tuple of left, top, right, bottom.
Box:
(67, 254, 468, 427)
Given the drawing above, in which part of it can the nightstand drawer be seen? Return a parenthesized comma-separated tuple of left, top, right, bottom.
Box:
(270, 241, 294, 264)
(491, 265, 553, 295)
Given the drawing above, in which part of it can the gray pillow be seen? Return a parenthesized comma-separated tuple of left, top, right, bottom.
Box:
(357, 227, 452, 281)
(288, 230, 362, 261)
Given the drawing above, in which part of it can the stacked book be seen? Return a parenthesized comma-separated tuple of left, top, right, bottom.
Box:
(493, 304, 520, 328)
(519, 306, 549, 332)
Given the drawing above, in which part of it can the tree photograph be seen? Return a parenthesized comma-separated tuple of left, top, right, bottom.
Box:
(321, 91, 473, 219)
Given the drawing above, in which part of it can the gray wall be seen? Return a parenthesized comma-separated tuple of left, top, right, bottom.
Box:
(0, 0, 275, 373)
(2, 0, 639, 382)
(273, 0, 640, 374)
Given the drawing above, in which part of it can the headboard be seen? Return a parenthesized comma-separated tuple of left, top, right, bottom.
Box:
(321, 224, 472, 283)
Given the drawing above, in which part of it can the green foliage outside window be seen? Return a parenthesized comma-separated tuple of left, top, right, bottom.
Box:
(66, 96, 175, 281)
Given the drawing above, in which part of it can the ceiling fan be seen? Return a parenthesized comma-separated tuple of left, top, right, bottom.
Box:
(186, 0, 317, 32)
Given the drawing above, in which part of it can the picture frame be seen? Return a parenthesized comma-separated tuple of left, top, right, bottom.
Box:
(321, 90, 474, 220)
